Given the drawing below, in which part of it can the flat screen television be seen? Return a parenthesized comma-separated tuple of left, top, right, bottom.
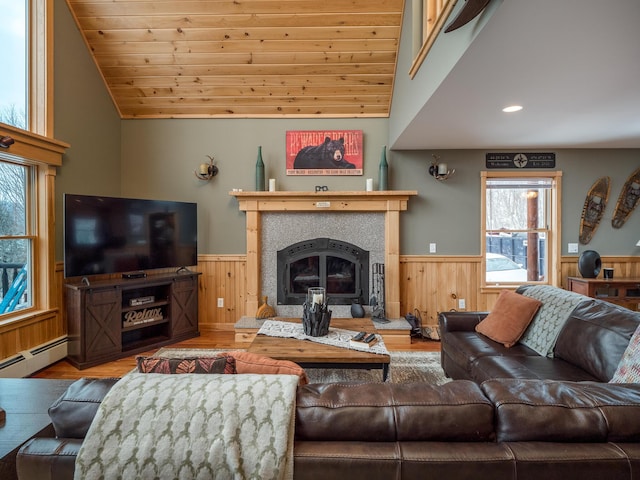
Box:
(64, 194, 197, 278)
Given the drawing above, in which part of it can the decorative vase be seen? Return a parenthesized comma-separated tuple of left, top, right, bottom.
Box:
(255, 146, 265, 191)
(302, 287, 331, 336)
(378, 145, 388, 191)
(578, 250, 601, 278)
(350, 300, 365, 318)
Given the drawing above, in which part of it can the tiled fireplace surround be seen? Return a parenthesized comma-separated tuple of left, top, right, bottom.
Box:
(231, 191, 416, 320)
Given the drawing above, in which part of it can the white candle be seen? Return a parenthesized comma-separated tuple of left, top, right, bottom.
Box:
(366, 178, 373, 191)
(438, 163, 448, 175)
(269, 178, 276, 191)
(312, 293, 323, 305)
(199, 163, 209, 175)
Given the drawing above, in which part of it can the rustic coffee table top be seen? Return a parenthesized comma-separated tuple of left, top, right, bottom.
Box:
(247, 317, 390, 366)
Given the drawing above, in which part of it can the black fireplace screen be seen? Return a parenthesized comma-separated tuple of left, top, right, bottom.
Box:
(277, 238, 369, 305)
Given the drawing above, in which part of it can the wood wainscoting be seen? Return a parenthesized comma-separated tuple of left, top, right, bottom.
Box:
(193, 254, 640, 329)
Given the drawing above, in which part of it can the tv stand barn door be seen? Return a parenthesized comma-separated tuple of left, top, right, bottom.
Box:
(66, 272, 200, 369)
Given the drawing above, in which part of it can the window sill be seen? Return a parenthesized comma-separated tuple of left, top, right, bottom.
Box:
(0, 307, 59, 333)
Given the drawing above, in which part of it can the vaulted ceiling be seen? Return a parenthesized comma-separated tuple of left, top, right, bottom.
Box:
(65, 0, 404, 118)
(64, 0, 640, 149)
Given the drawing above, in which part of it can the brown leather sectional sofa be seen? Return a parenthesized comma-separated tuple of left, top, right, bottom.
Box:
(16, 287, 640, 479)
(439, 285, 640, 383)
(16, 375, 640, 480)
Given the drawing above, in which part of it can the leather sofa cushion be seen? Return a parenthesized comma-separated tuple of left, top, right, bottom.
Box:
(472, 355, 599, 384)
(295, 380, 494, 442)
(476, 290, 541, 347)
(482, 379, 640, 442)
(17, 437, 81, 480)
(441, 331, 538, 378)
(554, 299, 640, 381)
(48, 378, 119, 439)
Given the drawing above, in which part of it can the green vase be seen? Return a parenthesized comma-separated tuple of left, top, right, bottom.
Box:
(255, 146, 265, 191)
(378, 145, 388, 191)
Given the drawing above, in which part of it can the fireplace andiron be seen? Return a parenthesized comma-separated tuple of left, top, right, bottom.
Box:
(302, 287, 332, 336)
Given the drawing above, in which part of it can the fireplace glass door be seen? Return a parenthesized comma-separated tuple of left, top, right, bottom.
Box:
(278, 238, 368, 305)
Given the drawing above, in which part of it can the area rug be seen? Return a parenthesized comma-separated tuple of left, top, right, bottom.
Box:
(154, 348, 450, 385)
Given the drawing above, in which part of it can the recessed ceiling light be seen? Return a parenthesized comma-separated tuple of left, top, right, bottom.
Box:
(502, 105, 523, 113)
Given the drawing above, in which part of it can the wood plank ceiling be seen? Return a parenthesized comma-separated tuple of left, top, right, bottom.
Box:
(65, 0, 405, 119)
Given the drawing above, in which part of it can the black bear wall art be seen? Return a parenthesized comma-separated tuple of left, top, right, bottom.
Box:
(286, 130, 363, 176)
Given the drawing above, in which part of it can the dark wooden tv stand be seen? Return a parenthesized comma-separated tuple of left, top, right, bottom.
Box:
(65, 271, 201, 369)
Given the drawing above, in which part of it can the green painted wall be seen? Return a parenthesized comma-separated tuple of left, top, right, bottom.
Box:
(391, 149, 640, 256)
(119, 118, 389, 254)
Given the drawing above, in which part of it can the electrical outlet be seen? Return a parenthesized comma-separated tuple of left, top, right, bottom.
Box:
(217, 298, 224, 308)
(458, 298, 466, 309)
(429, 243, 437, 253)
(568, 243, 579, 253)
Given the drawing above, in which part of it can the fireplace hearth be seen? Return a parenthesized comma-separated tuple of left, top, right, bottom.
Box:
(277, 238, 369, 306)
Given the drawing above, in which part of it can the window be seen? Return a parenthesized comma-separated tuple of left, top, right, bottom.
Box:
(0, 0, 28, 129)
(0, 159, 32, 314)
(0, 0, 65, 325)
(482, 172, 561, 287)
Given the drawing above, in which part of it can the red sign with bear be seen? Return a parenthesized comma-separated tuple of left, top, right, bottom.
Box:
(286, 130, 363, 176)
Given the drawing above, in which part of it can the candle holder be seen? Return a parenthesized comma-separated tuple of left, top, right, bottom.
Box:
(302, 287, 332, 336)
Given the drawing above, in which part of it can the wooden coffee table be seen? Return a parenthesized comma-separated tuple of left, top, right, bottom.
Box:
(247, 317, 390, 381)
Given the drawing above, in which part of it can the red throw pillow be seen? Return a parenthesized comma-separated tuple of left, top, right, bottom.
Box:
(136, 355, 236, 374)
(475, 290, 542, 348)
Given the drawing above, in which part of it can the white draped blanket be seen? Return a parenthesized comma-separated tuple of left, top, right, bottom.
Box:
(74, 372, 299, 480)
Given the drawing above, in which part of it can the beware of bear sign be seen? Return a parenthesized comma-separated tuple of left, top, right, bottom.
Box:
(286, 130, 363, 176)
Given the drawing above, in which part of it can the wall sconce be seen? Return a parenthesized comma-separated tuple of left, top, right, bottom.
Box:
(195, 155, 219, 181)
(429, 154, 455, 181)
(0, 135, 15, 148)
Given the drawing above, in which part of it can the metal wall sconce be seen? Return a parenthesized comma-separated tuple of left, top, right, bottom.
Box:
(0, 135, 15, 148)
(195, 155, 219, 181)
(429, 154, 455, 181)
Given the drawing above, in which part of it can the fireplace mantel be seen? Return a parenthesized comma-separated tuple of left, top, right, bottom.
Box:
(230, 190, 417, 318)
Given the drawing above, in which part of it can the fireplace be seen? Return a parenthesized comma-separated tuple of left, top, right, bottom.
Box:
(230, 190, 417, 319)
(277, 238, 369, 306)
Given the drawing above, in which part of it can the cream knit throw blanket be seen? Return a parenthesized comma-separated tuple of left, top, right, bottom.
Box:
(74, 372, 298, 480)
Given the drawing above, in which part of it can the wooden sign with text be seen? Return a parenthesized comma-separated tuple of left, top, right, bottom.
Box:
(486, 153, 556, 169)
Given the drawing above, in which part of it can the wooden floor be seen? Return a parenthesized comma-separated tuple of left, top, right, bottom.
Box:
(32, 327, 441, 380)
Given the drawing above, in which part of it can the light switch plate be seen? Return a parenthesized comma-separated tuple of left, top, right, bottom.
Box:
(568, 243, 579, 253)
(429, 243, 436, 253)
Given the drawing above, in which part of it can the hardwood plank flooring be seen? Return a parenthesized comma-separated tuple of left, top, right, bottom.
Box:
(31, 327, 440, 380)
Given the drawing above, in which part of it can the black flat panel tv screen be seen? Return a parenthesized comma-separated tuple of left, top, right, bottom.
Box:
(64, 194, 197, 278)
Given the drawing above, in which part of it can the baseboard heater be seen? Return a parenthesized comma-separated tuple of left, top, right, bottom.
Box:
(0, 336, 68, 378)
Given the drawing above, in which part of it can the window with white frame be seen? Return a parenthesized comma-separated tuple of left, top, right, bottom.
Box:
(482, 172, 561, 287)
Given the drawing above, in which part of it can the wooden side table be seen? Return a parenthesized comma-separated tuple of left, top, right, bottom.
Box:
(567, 276, 640, 311)
(0, 379, 73, 480)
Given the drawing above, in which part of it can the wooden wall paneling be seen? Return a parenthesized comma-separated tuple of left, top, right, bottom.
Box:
(400, 255, 482, 324)
(197, 255, 246, 326)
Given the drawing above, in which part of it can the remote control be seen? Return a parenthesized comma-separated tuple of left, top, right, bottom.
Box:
(352, 331, 366, 341)
(364, 333, 377, 343)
